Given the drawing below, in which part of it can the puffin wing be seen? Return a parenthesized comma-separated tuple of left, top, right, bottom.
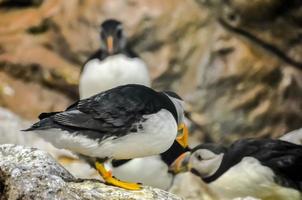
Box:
(51, 85, 164, 136)
(255, 140, 302, 188)
(231, 139, 302, 189)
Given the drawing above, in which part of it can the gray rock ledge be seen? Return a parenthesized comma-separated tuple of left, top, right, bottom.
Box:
(0, 144, 182, 200)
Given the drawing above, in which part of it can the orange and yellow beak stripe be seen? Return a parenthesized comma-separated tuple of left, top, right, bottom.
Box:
(169, 152, 191, 174)
(106, 36, 114, 54)
(176, 123, 189, 148)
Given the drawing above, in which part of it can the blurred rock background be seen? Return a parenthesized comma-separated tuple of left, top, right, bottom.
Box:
(0, 0, 302, 199)
(1, 0, 301, 143)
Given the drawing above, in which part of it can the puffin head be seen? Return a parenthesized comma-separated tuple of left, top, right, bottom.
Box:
(169, 143, 226, 179)
(164, 91, 188, 149)
(100, 19, 126, 55)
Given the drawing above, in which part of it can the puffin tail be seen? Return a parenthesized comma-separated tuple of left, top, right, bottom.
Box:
(22, 111, 61, 132)
(22, 118, 56, 132)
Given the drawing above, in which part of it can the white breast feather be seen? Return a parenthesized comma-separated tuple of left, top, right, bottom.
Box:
(209, 157, 301, 200)
(107, 156, 173, 190)
(79, 54, 151, 99)
(98, 109, 177, 159)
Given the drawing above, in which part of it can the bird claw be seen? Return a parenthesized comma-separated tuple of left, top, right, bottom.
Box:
(95, 162, 142, 190)
(105, 176, 142, 190)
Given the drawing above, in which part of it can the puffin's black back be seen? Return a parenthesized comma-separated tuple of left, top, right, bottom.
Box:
(202, 139, 302, 190)
(26, 84, 179, 140)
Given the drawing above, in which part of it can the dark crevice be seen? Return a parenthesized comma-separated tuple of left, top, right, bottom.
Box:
(0, 181, 4, 198)
(261, 68, 282, 88)
(0, 169, 6, 200)
(27, 19, 51, 35)
(0, 0, 43, 8)
(218, 18, 302, 71)
(274, 1, 302, 18)
(0, 62, 78, 100)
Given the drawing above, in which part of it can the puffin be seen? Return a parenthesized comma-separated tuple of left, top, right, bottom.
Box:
(107, 140, 190, 190)
(24, 84, 188, 190)
(170, 138, 302, 200)
(79, 19, 150, 99)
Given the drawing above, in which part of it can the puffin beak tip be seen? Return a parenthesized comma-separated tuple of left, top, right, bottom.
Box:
(106, 36, 114, 54)
(169, 152, 191, 174)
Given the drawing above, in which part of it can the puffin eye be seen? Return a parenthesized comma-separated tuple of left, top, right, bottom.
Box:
(196, 154, 202, 161)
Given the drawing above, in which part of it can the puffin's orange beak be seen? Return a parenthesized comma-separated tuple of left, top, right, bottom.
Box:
(106, 36, 114, 54)
(169, 152, 191, 174)
(176, 123, 188, 148)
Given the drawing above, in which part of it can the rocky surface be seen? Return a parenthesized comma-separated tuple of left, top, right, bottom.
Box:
(0, 0, 301, 142)
(190, 0, 302, 142)
(0, 144, 182, 200)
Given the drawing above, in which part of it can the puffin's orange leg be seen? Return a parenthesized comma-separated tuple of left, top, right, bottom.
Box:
(95, 162, 141, 190)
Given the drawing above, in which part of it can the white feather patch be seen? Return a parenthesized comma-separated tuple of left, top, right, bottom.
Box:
(107, 156, 173, 190)
(79, 54, 150, 99)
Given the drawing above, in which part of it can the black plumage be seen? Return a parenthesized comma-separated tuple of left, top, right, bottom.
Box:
(198, 139, 302, 190)
(161, 140, 190, 166)
(26, 84, 179, 141)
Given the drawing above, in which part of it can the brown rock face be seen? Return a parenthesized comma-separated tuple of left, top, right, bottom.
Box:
(190, 0, 302, 141)
(0, 0, 301, 142)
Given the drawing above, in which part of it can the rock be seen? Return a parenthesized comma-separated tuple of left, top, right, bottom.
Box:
(233, 197, 261, 200)
(0, 144, 182, 200)
(187, 0, 302, 142)
(0, 0, 301, 144)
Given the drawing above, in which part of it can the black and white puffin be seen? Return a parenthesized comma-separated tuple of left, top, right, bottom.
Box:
(171, 138, 302, 200)
(79, 19, 150, 99)
(107, 140, 190, 190)
(24, 84, 188, 190)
